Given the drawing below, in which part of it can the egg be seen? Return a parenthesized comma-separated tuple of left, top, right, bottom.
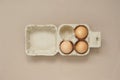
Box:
(60, 40, 73, 54)
(74, 25, 88, 39)
(75, 41, 88, 54)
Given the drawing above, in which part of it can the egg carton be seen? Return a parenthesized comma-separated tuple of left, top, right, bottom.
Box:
(25, 24, 101, 56)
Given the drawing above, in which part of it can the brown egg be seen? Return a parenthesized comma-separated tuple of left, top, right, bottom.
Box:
(74, 25, 88, 39)
(60, 40, 73, 54)
(75, 41, 88, 54)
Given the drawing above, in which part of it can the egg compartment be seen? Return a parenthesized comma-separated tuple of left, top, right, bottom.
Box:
(74, 40, 89, 54)
(25, 24, 57, 56)
(59, 40, 74, 54)
(25, 24, 101, 56)
(74, 25, 89, 40)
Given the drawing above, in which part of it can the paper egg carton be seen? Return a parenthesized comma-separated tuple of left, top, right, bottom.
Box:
(25, 24, 101, 56)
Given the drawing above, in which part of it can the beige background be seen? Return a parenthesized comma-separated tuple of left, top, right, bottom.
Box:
(0, 0, 120, 80)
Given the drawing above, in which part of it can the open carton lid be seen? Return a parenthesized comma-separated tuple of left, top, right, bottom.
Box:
(25, 24, 57, 56)
(25, 24, 101, 56)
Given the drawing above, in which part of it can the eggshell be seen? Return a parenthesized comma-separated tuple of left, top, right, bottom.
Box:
(75, 41, 88, 54)
(74, 25, 88, 39)
(60, 40, 73, 54)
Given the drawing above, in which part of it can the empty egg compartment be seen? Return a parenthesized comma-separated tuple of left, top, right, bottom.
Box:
(57, 24, 90, 56)
(25, 24, 57, 56)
